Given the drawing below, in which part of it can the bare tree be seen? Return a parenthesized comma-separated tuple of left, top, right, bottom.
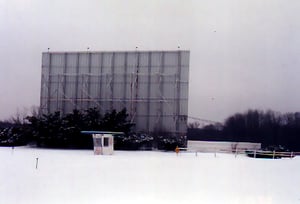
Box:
(188, 121, 200, 129)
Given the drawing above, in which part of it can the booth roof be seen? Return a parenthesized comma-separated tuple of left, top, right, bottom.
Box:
(81, 131, 124, 135)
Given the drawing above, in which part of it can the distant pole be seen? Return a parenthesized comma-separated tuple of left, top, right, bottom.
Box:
(175, 146, 180, 156)
(36, 158, 39, 169)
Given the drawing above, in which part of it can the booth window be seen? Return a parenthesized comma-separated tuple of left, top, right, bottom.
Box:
(104, 137, 109, 147)
(94, 138, 101, 146)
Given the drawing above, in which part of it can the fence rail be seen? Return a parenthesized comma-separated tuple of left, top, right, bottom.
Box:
(179, 148, 299, 159)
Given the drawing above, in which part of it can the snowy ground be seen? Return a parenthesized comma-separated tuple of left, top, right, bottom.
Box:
(0, 147, 299, 204)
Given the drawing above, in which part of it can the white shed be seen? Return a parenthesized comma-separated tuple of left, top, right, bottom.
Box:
(81, 131, 123, 155)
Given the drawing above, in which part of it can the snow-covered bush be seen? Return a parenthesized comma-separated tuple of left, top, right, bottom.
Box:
(0, 126, 31, 146)
(114, 133, 153, 150)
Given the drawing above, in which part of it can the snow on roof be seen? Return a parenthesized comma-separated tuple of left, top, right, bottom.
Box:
(81, 131, 124, 135)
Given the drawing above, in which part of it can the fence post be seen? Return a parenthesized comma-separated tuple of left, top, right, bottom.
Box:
(272, 150, 275, 159)
(254, 150, 256, 158)
(36, 157, 39, 169)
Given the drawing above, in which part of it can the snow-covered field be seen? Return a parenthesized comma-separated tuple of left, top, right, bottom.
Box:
(0, 147, 299, 204)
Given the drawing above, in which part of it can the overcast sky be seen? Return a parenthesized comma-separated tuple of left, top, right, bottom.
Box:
(1, 0, 300, 122)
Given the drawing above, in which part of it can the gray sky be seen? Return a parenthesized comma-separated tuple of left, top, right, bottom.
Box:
(1, 0, 300, 122)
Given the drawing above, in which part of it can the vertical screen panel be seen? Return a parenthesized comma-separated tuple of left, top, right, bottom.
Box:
(164, 52, 179, 66)
(42, 53, 50, 67)
(90, 53, 102, 75)
(139, 52, 149, 67)
(78, 53, 89, 74)
(64, 76, 76, 98)
(66, 54, 78, 74)
(89, 75, 99, 99)
(151, 52, 162, 67)
(114, 53, 126, 74)
(102, 53, 113, 74)
(50, 54, 64, 75)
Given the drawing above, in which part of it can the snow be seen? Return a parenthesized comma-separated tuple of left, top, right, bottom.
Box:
(0, 147, 299, 204)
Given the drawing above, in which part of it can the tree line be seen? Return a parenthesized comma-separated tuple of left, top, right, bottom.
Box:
(4, 107, 298, 151)
(188, 109, 300, 151)
(0, 108, 133, 148)
(0, 107, 184, 150)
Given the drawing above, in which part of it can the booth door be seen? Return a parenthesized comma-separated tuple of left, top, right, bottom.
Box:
(102, 136, 114, 155)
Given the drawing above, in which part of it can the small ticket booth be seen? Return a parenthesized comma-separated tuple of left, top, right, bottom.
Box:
(81, 131, 123, 155)
(92, 133, 114, 155)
